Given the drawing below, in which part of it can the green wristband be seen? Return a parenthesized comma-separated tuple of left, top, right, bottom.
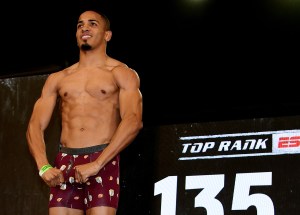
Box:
(39, 164, 53, 177)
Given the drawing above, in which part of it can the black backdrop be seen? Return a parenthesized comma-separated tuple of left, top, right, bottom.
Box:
(1, 0, 300, 213)
(2, 0, 300, 126)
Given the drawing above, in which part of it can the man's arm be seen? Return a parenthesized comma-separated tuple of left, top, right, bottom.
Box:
(95, 67, 143, 167)
(26, 73, 64, 186)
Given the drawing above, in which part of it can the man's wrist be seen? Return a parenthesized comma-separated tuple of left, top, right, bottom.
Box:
(95, 159, 104, 170)
(39, 164, 53, 177)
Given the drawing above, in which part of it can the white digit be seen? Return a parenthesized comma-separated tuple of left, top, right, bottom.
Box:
(186, 174, 224, 215)
(154, 176, 177, 215)
(232, 172, 274, 215)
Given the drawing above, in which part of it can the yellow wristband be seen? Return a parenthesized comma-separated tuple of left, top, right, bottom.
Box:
(39, 164, 53, 177)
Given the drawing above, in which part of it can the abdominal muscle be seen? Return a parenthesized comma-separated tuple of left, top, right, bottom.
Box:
(59, 100, 120, 148)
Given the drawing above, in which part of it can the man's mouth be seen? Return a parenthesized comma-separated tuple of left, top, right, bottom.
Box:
(82, 35, 91, 40)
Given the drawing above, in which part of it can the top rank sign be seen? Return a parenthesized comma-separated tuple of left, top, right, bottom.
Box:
(151, 116, 300, 215)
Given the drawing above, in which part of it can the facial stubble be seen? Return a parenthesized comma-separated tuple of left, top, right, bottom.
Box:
(80, 43, 92, 51)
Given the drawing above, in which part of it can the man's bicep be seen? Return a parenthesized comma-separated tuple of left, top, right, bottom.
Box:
(34, 73, 60, 128)
(30, 93, 58, 131)
(119, 88, 142, 119)
(114, 66, 142, 118)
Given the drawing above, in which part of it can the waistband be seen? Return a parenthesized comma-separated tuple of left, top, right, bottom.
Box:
(59, 143, 109, 155)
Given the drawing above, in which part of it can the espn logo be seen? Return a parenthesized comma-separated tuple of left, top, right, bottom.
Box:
(273, 132, 300, 154)
(278, 136, 300, 148)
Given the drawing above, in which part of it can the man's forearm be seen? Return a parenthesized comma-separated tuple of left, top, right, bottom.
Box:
(26, 125, 50, 170)
(95, 115, 143, 169)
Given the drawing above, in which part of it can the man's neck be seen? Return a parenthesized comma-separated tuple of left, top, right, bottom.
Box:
(78, 49, 108, 68)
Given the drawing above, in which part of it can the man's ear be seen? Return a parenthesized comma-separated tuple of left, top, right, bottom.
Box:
(105, 30, 112, 42)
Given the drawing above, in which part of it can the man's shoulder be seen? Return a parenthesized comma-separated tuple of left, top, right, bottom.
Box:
(49, 63, 78, 78)
(45, 64, 75, 85)
(107, 58, 128, 70)
(110, 62, 140, 87)
(65, 62, 79, 70)
(111, 64, 137, 79)
(107, 58, 134, 73)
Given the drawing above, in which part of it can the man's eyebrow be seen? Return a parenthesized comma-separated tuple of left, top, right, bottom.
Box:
(77, 19, 99, 24)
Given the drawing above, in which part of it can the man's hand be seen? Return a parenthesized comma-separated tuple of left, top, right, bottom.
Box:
(41, 168, 64, 187)
(74, 162, 100, 183)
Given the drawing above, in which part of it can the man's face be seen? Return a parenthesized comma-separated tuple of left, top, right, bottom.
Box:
(76, 11, 110, 51)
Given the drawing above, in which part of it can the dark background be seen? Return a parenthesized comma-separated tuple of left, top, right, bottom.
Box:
(1, 1, 300, 214)
(2, 0, 300, 126)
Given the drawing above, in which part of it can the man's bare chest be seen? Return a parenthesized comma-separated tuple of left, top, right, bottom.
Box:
(58, 72, 118, 100)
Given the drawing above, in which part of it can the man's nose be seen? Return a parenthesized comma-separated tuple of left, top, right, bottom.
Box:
(81, 25, 90, 32)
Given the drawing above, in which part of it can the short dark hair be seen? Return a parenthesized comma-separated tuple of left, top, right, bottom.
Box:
(78, 1, 111, 30)
(93, 9, 111, 31)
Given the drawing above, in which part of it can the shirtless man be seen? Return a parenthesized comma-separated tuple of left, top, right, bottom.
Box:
(26, 9, 143, 215)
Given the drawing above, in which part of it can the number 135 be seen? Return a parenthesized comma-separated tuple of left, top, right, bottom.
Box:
(154, 172, 274, 215)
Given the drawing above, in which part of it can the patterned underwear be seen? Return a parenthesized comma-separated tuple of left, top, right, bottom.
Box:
(48, 144, 120, 211)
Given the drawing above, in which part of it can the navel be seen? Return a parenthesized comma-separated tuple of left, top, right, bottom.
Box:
(64, 92, 68, 97)
(80, 128, 85, 132)
(101, 89, 106, 94)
